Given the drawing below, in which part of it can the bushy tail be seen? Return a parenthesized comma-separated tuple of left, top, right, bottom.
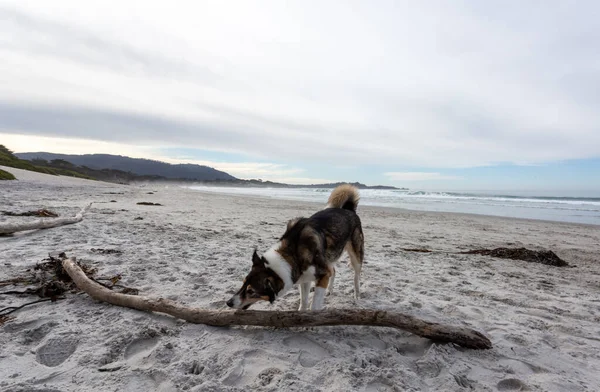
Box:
(326, 184, 360, 212)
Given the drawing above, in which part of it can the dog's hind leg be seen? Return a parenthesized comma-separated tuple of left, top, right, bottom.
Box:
(298, 283, 310, 311)
(327, 266, 336, 296)
(347, 250, 361, 301)
(346, 228, 364, 301)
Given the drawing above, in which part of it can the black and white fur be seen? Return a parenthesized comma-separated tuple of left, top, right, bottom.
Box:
(226, 184, 364, 311)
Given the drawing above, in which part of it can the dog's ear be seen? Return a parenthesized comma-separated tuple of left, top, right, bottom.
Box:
(252, 249, 262, 267)
(264, 277, 276, 303)
(286, 217, 301, 231)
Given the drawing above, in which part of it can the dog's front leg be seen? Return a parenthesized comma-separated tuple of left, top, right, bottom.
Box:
(298, 283, 310, 311)
(311, 271, 332, 310)
(311, 287, 327, 310)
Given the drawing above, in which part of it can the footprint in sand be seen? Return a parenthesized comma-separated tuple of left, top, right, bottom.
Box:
(222, 360, 245, 386)
(124, 337, 159, 363)
(393, 340, 429, 357)
(498, 356, 547, 374)
(222, 350, 285, 387)
(20, 321, 59, 345)
(256, 367, 283, 387)
(365, 378, 394, 392)
(282, 336, 331, 368)
(415, 358, 441, 378)
(497, 378, 527, 391)
(36, 337, 78, 367)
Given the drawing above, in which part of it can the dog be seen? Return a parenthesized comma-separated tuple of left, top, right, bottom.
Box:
(226, 184, 364, 311)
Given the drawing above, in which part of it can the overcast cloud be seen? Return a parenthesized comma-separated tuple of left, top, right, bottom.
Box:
(1, 1, 599, 184)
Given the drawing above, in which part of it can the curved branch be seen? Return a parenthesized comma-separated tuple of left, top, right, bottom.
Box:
(0, 297, 64, 316)
(0, 204, 91, 235)
(62, 258, 492, 349)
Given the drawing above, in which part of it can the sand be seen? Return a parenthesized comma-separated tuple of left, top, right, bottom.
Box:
(1, 165, 600, 392)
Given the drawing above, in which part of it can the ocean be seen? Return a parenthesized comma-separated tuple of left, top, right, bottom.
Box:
(186, 186, 600, 226)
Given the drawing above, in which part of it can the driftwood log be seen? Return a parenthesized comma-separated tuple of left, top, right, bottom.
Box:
(62, 258, 492, 349)
(0, 204, 91, 235)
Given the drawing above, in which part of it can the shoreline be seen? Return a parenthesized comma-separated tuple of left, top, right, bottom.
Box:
(184, 184, 600, 229)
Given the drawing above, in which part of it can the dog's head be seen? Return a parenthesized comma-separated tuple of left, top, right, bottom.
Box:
(226, 249, 283, 309)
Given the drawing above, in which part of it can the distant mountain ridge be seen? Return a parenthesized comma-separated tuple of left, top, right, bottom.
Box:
(16, 152, 237, 181)
(14, 151, 401, 189)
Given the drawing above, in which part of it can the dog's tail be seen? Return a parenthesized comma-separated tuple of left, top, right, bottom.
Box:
(326, 184, 360, 212)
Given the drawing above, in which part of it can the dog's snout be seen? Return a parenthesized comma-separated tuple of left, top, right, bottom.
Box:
(226, 298, 234, 308)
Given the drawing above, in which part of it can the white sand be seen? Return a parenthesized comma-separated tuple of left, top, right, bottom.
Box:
(1, 165, 600, 391)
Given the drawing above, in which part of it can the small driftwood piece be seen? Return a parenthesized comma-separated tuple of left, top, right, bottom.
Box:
(2, 209, 58, 217)
(62, 258, 492, 349)
(401, 248, 432, 253)
(0, 204, 91, 235)
(0, 298, 64, 317)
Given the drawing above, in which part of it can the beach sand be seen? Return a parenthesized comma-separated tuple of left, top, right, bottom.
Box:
(1, 165, 600, 391)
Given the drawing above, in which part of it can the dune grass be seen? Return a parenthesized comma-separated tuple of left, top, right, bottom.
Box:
(0, 168, 16, 180)
(0, 145, 95, 180)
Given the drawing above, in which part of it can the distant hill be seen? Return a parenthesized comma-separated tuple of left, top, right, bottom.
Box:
(16, 152, 237, 181)
(13, 151, 402, 189)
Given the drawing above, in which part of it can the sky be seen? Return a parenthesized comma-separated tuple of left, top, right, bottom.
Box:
(1, 1, 599, 192)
